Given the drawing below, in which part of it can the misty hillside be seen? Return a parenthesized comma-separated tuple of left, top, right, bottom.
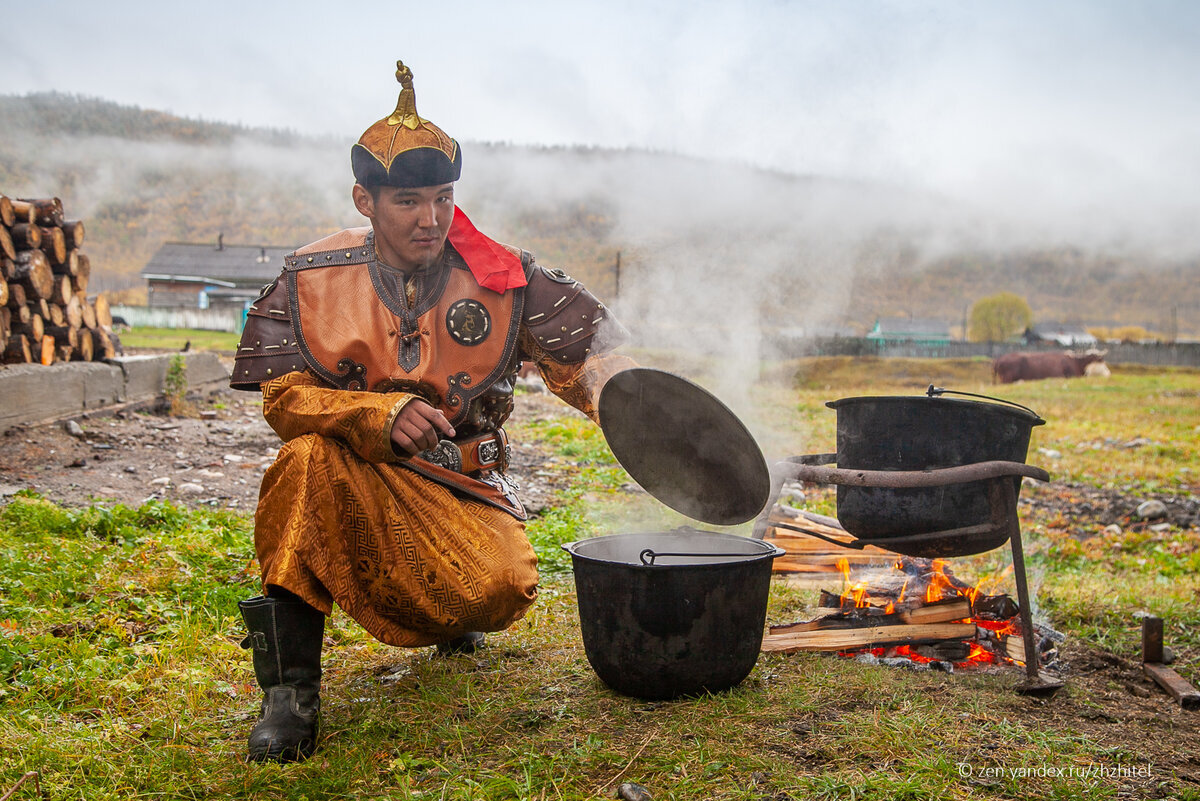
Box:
(2, 92, 1197, 341)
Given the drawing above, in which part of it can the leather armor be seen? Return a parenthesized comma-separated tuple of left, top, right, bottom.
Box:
(231, 228, 626, 437)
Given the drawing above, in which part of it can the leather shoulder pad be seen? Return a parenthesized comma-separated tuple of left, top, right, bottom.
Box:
(284, 228, 373, 271)
(230, 276, 307, 391)
(523, 261, 628, 363)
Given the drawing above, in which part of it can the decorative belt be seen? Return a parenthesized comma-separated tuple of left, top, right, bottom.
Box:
(417, 429, 510, 474)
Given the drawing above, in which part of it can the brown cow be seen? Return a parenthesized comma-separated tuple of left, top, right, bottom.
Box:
(992, 350, 1107, 384)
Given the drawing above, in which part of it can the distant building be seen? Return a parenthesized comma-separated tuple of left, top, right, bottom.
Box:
(1028, 322, 1098, 347)
(866, 317, 952, 346)
(140, 235, 290, 310)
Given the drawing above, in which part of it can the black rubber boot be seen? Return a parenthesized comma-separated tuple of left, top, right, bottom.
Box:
(436, 631, 486, 655)
(239, 595, 324, 763)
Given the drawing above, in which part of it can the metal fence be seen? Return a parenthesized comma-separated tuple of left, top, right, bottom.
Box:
(773, 337, 1200, 367)
(111, 305, 245, 333)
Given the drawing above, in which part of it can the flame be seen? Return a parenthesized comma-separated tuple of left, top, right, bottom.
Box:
(823, 554, 1025, 668)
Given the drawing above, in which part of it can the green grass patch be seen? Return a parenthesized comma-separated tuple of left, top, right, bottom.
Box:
(120, 326, 241, 353)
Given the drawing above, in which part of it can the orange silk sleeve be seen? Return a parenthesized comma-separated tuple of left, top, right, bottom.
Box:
(519, 332, 637, 423)
(260, 370, 415, 463)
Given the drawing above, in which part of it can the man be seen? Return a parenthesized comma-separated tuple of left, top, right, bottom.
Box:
(231, 61, 634, 763)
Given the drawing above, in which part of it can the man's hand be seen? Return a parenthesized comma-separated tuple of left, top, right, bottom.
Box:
(390, 400, 456, 457)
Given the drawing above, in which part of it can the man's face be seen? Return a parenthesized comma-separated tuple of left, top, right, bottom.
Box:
(353, 182, 455, 273)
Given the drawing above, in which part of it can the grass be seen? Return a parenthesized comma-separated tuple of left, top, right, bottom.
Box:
(119, 327, 242, 353)
(2, 359, 1199, 799)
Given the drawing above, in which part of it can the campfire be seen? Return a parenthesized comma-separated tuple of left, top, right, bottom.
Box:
(760, 506, 1061, 672)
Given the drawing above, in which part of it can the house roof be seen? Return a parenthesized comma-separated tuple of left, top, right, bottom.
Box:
(868, 318, 950, 338)
(140, 240, 295, 285)
(1030, 322, 1097, 345)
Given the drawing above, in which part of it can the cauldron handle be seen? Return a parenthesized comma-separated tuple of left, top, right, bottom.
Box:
(639, 548, 785, 565)
(926, 385, 1044, 423)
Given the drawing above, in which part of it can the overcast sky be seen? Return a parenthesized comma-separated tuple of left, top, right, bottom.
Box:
(4, 0, 1200, 250)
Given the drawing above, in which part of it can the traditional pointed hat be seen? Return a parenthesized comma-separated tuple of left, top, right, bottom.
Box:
(351, 61, 462, 187)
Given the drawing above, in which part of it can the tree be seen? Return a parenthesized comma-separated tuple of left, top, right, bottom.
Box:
(968, 292, 1032, 342)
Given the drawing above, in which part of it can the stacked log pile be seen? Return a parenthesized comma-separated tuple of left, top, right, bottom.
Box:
(1, 194, 120, 365)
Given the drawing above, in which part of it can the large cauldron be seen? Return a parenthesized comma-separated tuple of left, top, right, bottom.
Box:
(563, 530, 784, 701)
(825, 389, 1044, 556)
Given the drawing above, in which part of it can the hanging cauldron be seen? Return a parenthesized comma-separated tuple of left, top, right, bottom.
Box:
(818, 387, 1045, 557)
(563, 530, 784, 700)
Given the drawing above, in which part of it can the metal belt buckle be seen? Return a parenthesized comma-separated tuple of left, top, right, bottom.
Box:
(421, 440, 463, 473)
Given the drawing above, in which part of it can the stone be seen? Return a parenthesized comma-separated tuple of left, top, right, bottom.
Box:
(150, 477, 171, 486)
(199, 410, 218, 420)
(64, 420, 85, 438)
(178, 483, 205, 495)
(1135, 500, 1168, 520)
(617, 783, 653, 801)
(1037, 447, 1062, 459)
(197, 469, 225, 479)
(222, 454, 244, 463)
(1104, 524, 1122, 535)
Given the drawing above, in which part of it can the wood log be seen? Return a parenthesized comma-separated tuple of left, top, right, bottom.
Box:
(90, 327, 115, 360)
(71, 266, 89, 295)
(47, 302, 65, 328)
(14, 313, 45, 345)
(45, 324, 79, 349)
(0, 305, 10, 332)
(65, 295, 83, 329)
(56, 249, 79, 278)
(769, 598, 972, 635)
(19, 197, 64, 227)
(61, 220, 85, 249)
(8, 199, 37, 225)
(0, 279, 7, 308)
(29, 296, 49, 320)
(39, 335, 55, 365)
(13, 250, 54, 299)
(3, 333, 32, 364)
(10, 223, 42, 250)
(761, 622, 978, 654)
(94, 294, 112, 328)
(71, 330, 94, 362)
(38, 226, 67, 266)
(0, 195, 14, 227)
(0, 225, 15, 261)
(50, 274, 73, 305)
(7, 286, 30, 323)
(6, 281, 27, 311)
(1, 257, 13, 281)
(75, 293, 96, 329)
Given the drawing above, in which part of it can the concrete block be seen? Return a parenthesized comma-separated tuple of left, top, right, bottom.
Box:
(107, 355, 168, 401)
(0, 361, 124, 432)
(0, 354, 231, 433)
(184, 352, 231, 388)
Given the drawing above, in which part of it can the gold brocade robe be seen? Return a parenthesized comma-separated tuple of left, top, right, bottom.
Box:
(246, 228, 633, 647)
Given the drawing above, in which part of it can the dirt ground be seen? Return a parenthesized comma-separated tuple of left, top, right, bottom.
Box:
(0, 370, 580, 514)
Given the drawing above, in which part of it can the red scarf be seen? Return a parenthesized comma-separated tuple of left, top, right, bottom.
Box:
(446, 207, 528, 293)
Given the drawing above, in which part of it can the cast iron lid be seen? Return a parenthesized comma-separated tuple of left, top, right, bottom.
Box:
(598, 368, 771, 526)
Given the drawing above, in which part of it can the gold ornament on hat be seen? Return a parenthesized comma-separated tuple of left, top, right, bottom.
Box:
(387, 61, 428, 130)
(351, 59, 461, 186)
